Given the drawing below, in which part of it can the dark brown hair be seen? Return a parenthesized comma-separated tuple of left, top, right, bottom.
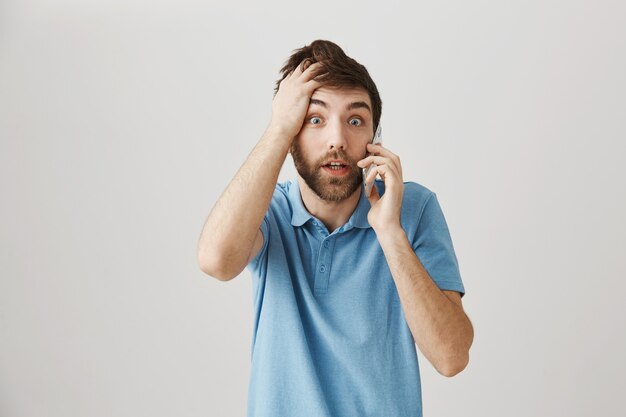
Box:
(274, 40, 382, 132)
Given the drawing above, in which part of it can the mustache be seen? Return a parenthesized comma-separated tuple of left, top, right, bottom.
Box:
(318, 152, 356, 167)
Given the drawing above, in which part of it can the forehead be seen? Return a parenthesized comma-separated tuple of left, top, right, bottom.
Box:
(309, 86, 371, 109)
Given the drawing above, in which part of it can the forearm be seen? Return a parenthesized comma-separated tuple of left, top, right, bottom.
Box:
(197, 124, 292, 275)
(377, 226, 473, 376)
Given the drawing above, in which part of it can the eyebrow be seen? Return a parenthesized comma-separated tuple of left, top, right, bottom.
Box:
(310, 98, 372, 114)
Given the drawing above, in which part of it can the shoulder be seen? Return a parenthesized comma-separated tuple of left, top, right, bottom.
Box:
(264, 179, 297, 223)
(401, 180, 435, 205)
(401, 181, 437, 227)
(270, 179, 293, 204)
(275, 180, 292, 195)
(375, 179, 435, 211)
(373, 179, 437, 231)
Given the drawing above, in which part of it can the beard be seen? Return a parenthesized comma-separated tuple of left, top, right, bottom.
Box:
(291, 142, 364, 202)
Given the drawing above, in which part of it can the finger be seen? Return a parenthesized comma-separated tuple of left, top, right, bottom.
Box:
(366, 163, 399, 185)
(285, 59, 311, 80)
(294, 58, 311, 73)
(304, 77, 328, 93)
(284, 62, 327, 93)
(301, 62, 327, 81)
(366, 143, 402, 171)
(365, 164, 388, 185)
(366, 143, 398, 159)
(311, 70, 330, 82)
(357, 155, 402, 177)
(358, 155, 394, 170)
(302, 68, 330, 93)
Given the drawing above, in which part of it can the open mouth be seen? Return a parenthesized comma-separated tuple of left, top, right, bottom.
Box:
(322, 163, 349, 175)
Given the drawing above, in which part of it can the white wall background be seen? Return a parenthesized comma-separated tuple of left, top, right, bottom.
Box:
(1, 0, 625, 416)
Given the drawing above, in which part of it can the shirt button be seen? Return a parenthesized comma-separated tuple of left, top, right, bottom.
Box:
(323, 241, 329, 248)
(319, 265, 326, 273)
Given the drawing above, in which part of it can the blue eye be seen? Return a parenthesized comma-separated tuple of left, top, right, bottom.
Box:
(309, 117, 322, 125)
(349, 118, 362, 126)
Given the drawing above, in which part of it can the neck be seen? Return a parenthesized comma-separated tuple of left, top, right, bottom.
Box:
(297, 177, 362, 233)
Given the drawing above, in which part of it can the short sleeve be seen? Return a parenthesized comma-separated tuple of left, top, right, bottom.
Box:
(247, 210, 270, 272)
(412, 192, 466, 297)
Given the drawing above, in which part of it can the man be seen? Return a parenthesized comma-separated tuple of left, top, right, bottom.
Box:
(198, 40, 474, 417)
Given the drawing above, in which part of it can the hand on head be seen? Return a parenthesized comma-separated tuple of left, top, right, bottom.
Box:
(269, 59, 328, 140)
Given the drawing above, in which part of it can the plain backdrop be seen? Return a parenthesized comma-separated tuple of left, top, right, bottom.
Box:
(1, 1, 625, 416)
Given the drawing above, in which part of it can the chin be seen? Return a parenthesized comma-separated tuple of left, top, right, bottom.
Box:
(312, 173, 363, 202)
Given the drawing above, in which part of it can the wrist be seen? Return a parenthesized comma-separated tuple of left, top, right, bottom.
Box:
(374, 223, 406, 244)
(264, 122, 296, 146)
(267, 119, 298, 139)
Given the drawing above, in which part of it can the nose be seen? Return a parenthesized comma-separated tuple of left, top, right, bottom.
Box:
(326, 119, 349, 151)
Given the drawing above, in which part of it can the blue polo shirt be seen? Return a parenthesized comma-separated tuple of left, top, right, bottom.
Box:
(245, 178, 465, 417)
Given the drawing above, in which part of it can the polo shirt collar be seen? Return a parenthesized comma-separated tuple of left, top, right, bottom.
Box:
(288, 179, 372, 229)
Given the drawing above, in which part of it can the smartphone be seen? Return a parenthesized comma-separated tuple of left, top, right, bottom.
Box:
(363, 123, 382, 197)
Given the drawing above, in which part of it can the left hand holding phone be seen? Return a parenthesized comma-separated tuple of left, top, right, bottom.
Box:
(356, 134, 405, 233)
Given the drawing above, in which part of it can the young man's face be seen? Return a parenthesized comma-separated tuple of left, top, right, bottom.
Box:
(291, 86, 375, 202)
